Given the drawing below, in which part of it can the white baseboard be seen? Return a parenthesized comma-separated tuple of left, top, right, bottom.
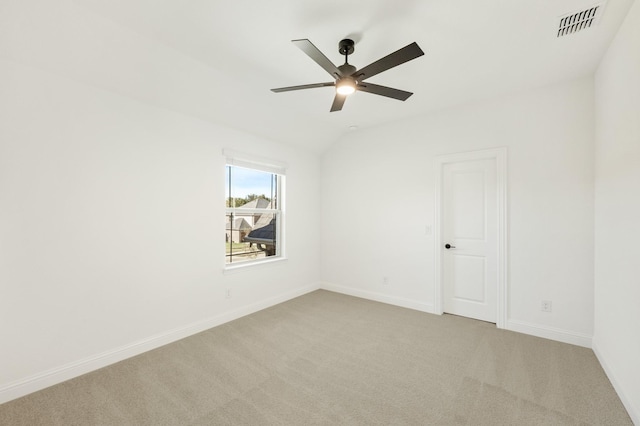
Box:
(506, 319, 592, 348)
(592, 340, 639, 425)
(0, 283, 320, 405)
(320, 283, 595, 350)
(320, 282, 434, 313)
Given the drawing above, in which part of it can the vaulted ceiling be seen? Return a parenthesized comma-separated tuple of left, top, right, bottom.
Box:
(3, 0, 634, 152)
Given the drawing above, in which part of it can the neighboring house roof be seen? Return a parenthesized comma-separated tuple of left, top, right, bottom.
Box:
(226, 217, 252, 231)
(252, 211, 273, 228)
(245, 219, 275, 243)
(240, 198, 270, 209)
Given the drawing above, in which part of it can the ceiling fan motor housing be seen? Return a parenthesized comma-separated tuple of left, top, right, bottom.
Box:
(338, 63, 356, 76)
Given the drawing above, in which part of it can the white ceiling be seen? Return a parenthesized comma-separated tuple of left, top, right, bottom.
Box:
(5, 0, 635, 152)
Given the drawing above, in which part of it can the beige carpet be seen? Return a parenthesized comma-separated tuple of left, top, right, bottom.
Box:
(0, 290, 632, 425)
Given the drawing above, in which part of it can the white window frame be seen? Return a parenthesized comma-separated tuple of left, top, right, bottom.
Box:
(223, 150, 286, 271)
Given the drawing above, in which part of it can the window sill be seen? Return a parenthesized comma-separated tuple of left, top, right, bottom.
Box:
(223, 256, 288, 274)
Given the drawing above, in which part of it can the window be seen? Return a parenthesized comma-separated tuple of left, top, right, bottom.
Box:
(224, 154, 285, 267)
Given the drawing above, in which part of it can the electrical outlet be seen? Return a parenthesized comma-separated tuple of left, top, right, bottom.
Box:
(383, 276, 389, 285)
(226, 288, 232, 299)
(541, 300, 552, 312)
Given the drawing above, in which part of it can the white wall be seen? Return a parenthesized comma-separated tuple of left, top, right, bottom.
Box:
(593, 0, 640, 422)
(0, 60, 320, 402)
(321, 77, 595, 346)
(1, 0, 634, 414)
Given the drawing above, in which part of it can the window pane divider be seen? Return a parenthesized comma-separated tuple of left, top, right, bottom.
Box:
(226, 208, 280, 214)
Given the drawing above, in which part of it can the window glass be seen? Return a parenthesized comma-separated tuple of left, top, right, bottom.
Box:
(225, 165, 282, 265)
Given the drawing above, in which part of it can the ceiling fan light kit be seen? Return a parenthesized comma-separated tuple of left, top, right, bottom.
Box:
(271, 38, 424, 112)
(336, 77, 356, 95)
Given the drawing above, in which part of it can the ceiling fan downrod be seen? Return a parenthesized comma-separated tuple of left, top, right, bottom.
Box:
(337, 39, 357, 77)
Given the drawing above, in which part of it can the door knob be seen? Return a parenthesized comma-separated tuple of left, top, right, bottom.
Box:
(445, 243, 456, 249)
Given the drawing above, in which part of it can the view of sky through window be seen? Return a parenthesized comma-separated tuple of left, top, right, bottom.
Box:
(225, 166, 275, 200)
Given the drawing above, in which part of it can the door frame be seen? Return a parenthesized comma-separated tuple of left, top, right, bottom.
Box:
(434, 147, 508, 328)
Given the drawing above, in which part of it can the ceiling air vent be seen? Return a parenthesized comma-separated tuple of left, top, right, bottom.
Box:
(557, 2, 605, 37)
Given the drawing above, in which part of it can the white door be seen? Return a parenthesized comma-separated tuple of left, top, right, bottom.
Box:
(442, 158, 498, 323)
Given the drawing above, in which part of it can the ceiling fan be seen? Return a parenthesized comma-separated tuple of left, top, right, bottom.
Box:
(271, 38, 424, 112)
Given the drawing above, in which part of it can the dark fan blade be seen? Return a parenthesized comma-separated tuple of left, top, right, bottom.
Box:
(292, 39, 342, 79)
(353, 42, 424, 82)
(271, 82, 335, 93)
(356, 82, 413, 101)
(330, 94, 347, 112)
